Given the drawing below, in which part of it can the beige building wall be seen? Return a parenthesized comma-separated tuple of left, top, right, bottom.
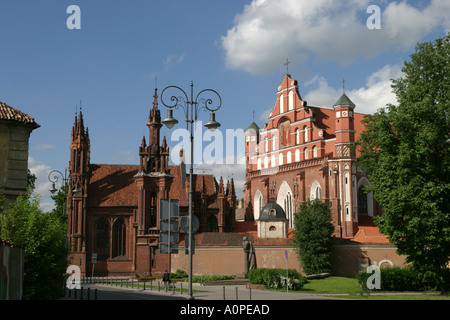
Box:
(169, 244, 406, 277)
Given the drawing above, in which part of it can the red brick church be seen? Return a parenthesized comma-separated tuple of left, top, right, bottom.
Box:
(243, 73, 382, 239)
(66, 74, 393, 278)
(66, 89, 237, 277)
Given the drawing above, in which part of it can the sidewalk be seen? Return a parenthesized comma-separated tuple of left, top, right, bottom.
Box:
(61, 281, 344, 300)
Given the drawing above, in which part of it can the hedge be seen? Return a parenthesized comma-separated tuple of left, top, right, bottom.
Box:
(357, 266, 433, 291)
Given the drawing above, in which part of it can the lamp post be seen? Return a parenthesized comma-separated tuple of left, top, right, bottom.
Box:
(160, 81, 222, 300)
(48, 169, 69, 221)
(48, 169, 81, 221)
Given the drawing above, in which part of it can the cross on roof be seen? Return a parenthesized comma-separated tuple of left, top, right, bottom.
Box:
(284, 58, 291, 75)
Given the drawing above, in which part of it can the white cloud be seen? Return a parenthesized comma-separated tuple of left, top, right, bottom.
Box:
(164, 53, 186, 72)
(221, 0, 449, 75)
(28, 157, 55, 212)
(33, 143, 55, 151)
(304, 64, 403, 114)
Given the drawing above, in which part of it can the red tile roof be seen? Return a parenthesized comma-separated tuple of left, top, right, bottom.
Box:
(87, 164, 220, 209)
(0, 101, 40, 128)
(352, 226, 391, 244)
(88, 164, 139, 207)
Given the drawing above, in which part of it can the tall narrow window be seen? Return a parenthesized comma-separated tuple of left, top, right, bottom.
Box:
(303, 126, 308, 142)
(358, 185, 368, 214)
(288, 91, 294, 111)
(295, 149, 300, 162)
(150, 193, 157, 228)
(280, 94, 284, 113)
(312, 145, 317, 158)
(113, 218, 127, 258)
(96, 218, 109, 260)
(284, 192, 293, 228)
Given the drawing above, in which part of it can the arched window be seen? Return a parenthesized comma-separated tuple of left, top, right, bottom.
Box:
(271, 154, 276, 167)
(303, 126, 308, 142)
(284, 192, 294, 228)
(277, 181, 294, 229)
(287, 151, 292, 164)
(310, 181, 321, 200)
(358, 177, 374, 216)
(312, 145, 317, 158)
(265, 137, 269, 153)
(288, 91, 294, 111)
(296, 129, 300, 144)
(358, 185, 368, 215)
(280, 94, 284, 113)
(254, 190, 263, 221)
(264, 157, 269, 168)
(315, 186, 321, 199)
(304, 147, 309, 160)
(279, 153, 284, 166)
(257, 158, 262, 170)
(295, 149, 300, 162)
(113, 218, 127, 258)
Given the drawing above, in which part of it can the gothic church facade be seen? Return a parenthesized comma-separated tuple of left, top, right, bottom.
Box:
(66, 89, 236, 277)
(243, 74, 381, 239)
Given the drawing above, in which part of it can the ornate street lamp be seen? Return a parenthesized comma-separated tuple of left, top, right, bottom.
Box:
(48, 169, 82, 220)
(160, 81, 222, 300)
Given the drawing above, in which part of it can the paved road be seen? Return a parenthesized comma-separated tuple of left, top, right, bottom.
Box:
(61, 282, 344, 301)
(60, 283, 347, 319)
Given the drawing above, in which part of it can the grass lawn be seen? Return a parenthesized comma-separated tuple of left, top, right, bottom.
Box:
(301, 276, 360, 294)
(299, 276, 450, 300)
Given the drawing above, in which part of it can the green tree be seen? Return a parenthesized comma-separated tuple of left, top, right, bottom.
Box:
(356, 34, 450, 292)
(0, 192, 68, 299)
(293, 199, 335, 275)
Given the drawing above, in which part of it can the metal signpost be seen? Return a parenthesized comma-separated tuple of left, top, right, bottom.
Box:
(159, 199, 180, 254)
(285, 250, 288, 293)
(91, 252, 97, 278)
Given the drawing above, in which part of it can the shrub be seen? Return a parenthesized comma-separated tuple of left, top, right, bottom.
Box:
(248, 268, 307, 291)
(357, 266, 424, 291)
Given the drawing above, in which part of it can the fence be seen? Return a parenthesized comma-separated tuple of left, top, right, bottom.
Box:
(62, 277, 186, 300)
(63, 277, 253, 300)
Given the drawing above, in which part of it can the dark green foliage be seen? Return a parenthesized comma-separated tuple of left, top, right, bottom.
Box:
(356, 34, 450, 293)
(293, 199, 335, 275)
(0, 193, 68, 300)
(190, 274, 235, 283)
(357, 266, 450, 292)
(248, 268, 307, 291)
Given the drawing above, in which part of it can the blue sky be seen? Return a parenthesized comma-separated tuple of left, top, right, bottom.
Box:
(0, 0, 448, 210)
